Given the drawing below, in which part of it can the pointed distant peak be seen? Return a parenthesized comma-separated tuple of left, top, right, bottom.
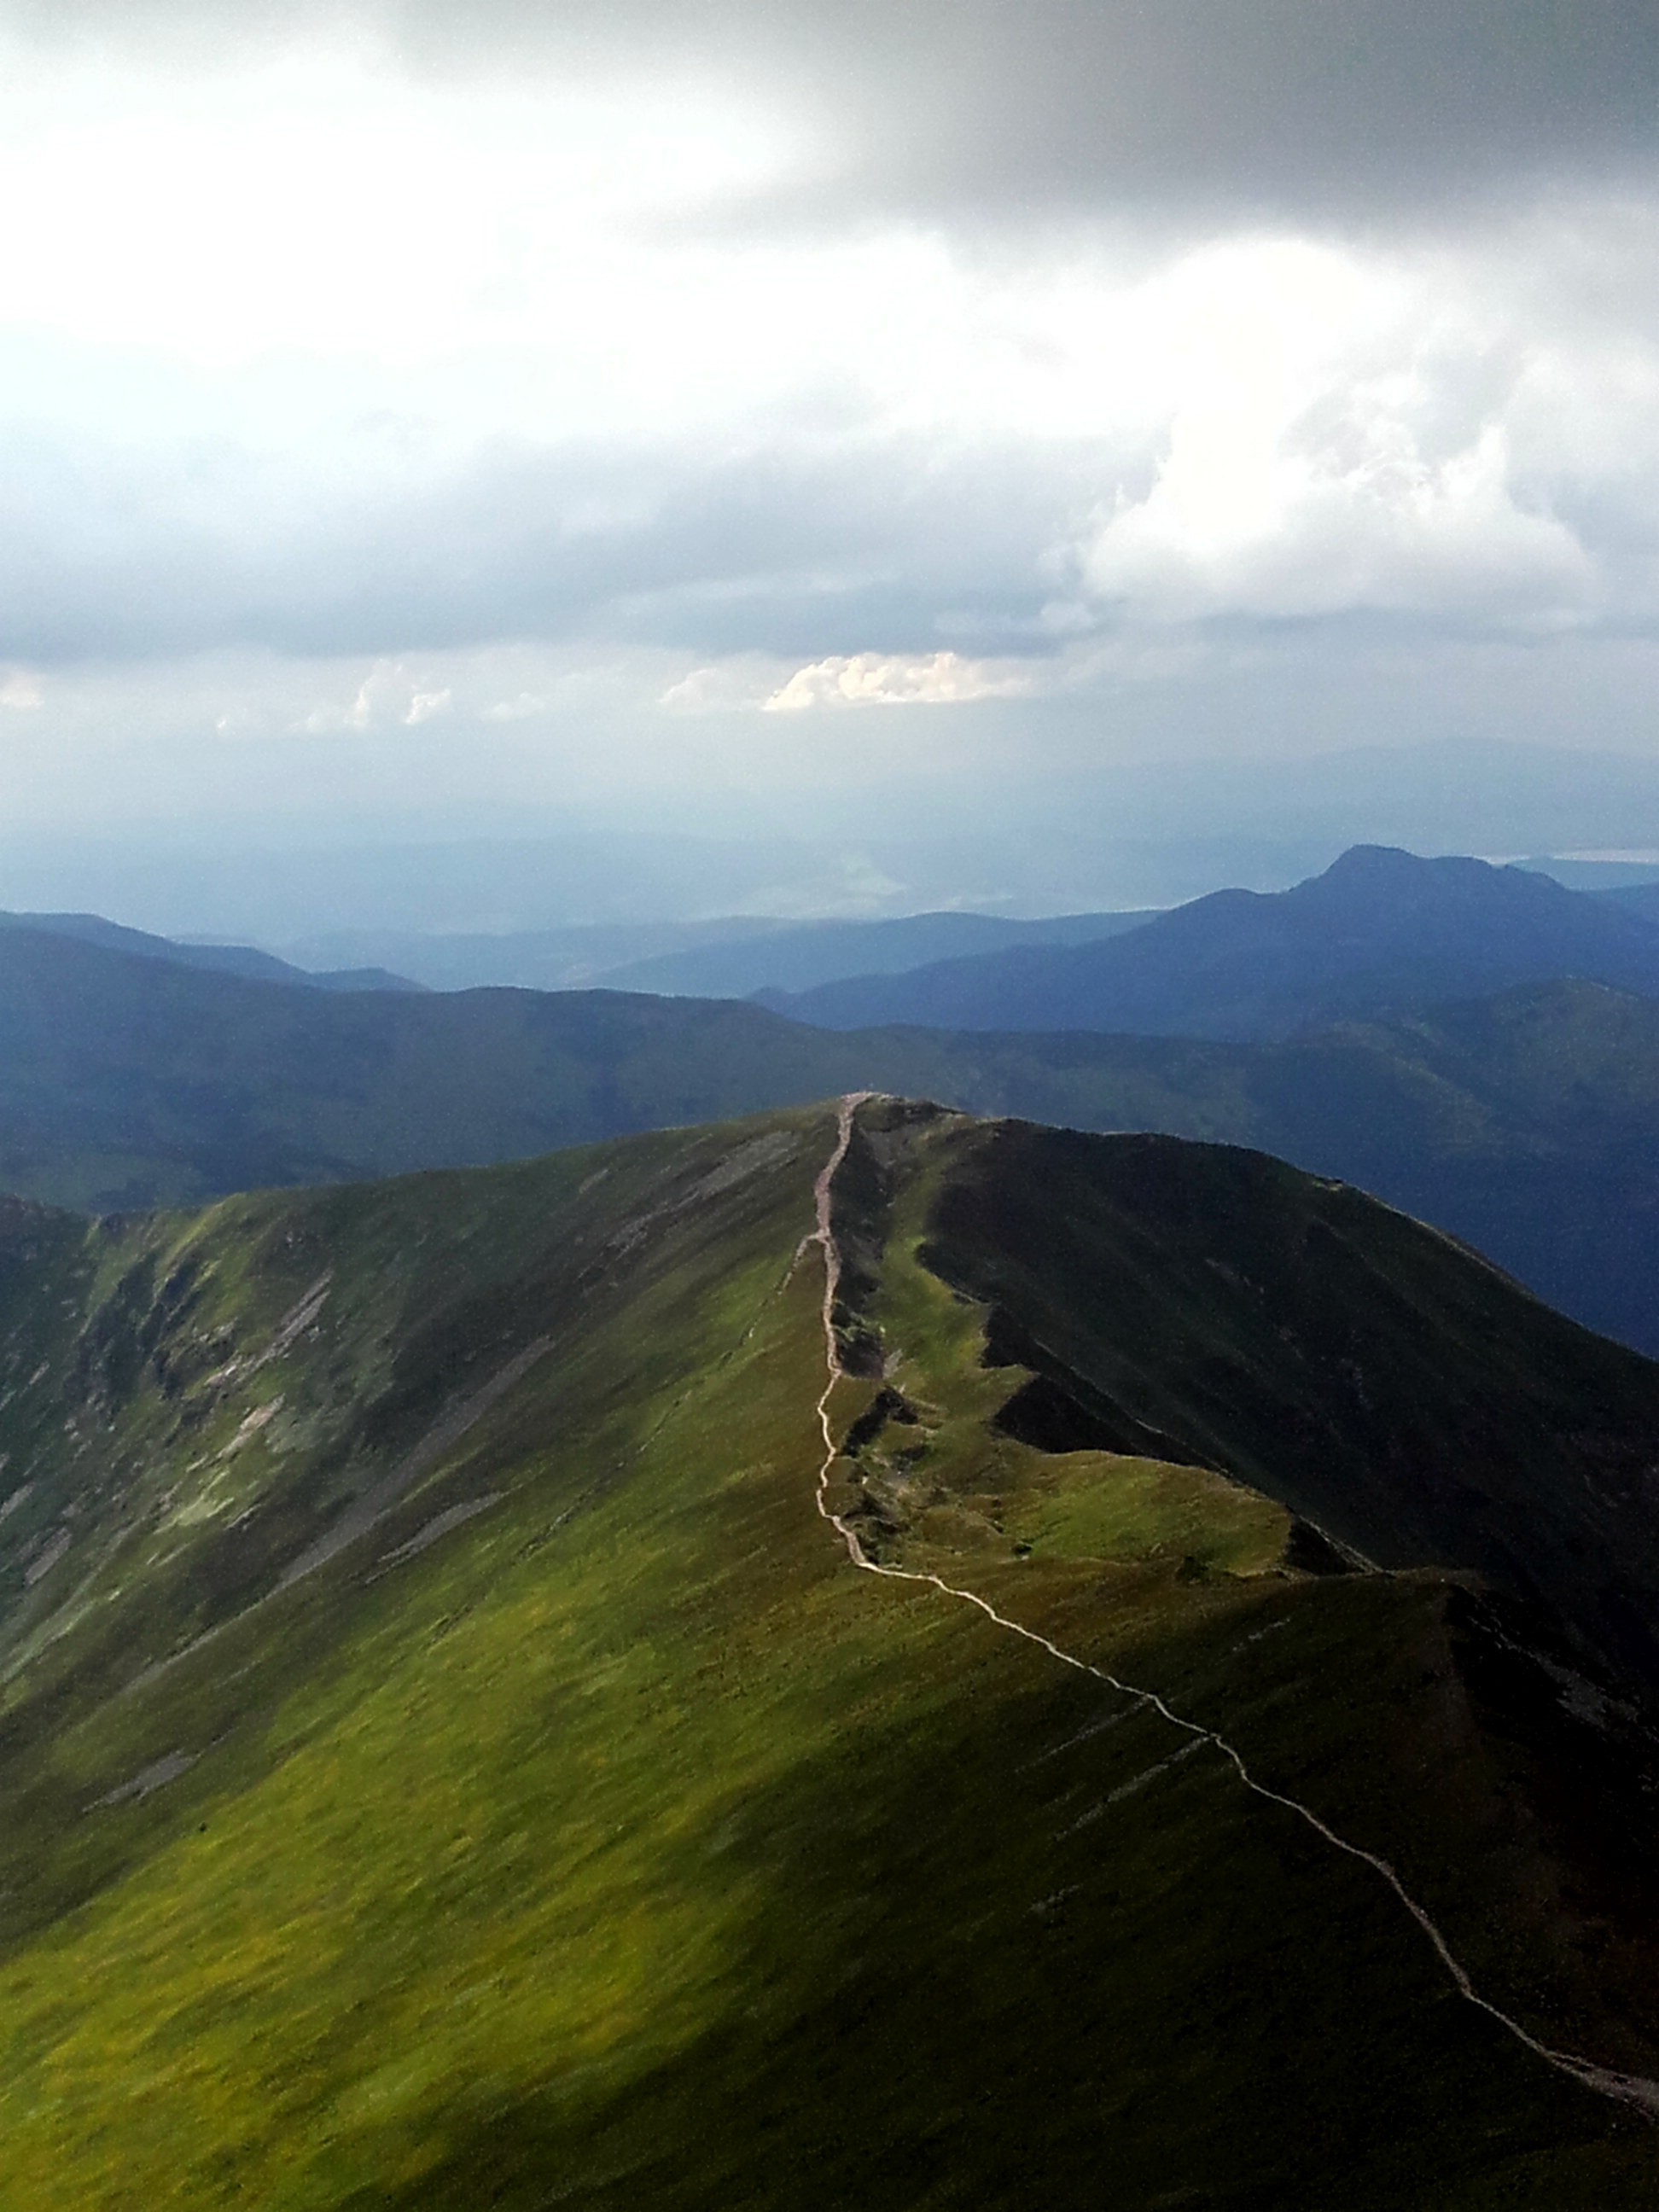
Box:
(1318, 844, 1481, 882)
(1323, 843, 1422, 872)
(1306, 845, 1567, 903)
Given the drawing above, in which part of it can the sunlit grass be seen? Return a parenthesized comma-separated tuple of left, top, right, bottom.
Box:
(0, 1103, 1649, 2208)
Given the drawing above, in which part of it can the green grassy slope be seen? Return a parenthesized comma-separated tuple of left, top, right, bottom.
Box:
(1, 1103, 1658, 2205)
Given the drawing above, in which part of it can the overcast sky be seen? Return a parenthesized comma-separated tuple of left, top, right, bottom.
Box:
(1, 0, 1658, 869)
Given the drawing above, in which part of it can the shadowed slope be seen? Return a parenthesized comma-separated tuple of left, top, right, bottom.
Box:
(923, 1120, 1659, 1691)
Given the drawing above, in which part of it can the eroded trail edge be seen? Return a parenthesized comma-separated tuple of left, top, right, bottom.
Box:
(808, 1093, 1659, 2120)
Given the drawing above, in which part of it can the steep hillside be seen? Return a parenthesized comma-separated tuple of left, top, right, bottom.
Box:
(1, 1103, 1659, 2207)
(1252, 980, 1659, 1353)
(923, 976, 1659, 1353)
(891, 1109, 1659, 1690)
(761, 846, 1659, 1036)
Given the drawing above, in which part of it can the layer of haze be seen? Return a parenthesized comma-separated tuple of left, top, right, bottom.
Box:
(1, 0, 1657, 923)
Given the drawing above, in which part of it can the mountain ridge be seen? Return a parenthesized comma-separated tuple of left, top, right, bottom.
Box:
(812, 1097, 1659, 2118)
(595, 905, 1157, 997)
(6, 923, 1659, 1348)
(3, 1103, 1658, 2203)
(0, 908, 421, 993)
(760, 846, 1659, 1036)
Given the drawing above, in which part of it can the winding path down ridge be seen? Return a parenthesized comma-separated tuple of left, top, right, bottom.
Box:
(807, 1092, 1659, 2121)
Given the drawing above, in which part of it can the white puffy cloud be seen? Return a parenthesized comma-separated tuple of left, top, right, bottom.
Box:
(658, 666, 752, 714)
(762, 651, 1038, 713)
(1048, 229, 1657, 634)
(481, 692, 553, 721)
(7, 207, 1659, 677)
(295, 659, 453, 732)
(1080, 411, 1593, 628)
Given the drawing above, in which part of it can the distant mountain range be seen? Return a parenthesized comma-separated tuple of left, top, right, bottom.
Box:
(592, 906, 1157, 997)
(0, 910, 421, 993)
(760, 846, 1659, 1034)
(273, 907, 1157, 996)
(276, 916, 794, 992)
(29, 847, 1655, 1015)
(4, 1099, 1659, 2205)
(3, 916, 1659, 1351)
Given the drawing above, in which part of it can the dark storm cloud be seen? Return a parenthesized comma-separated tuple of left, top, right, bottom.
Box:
(10, 0, 1658, 223)
(0, 424, 1097, 663)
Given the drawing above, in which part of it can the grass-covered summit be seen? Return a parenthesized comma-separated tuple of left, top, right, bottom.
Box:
(1, 1101, 1658, 2207)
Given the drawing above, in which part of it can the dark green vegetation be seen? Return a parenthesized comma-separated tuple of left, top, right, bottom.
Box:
(9, 920, 1659, 1354)
(761, 845, 1659, 1035)
(2, 1100, 1659, 2207)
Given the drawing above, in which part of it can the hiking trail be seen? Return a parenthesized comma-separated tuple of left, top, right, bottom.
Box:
(808, 1091, 1659, 2120)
